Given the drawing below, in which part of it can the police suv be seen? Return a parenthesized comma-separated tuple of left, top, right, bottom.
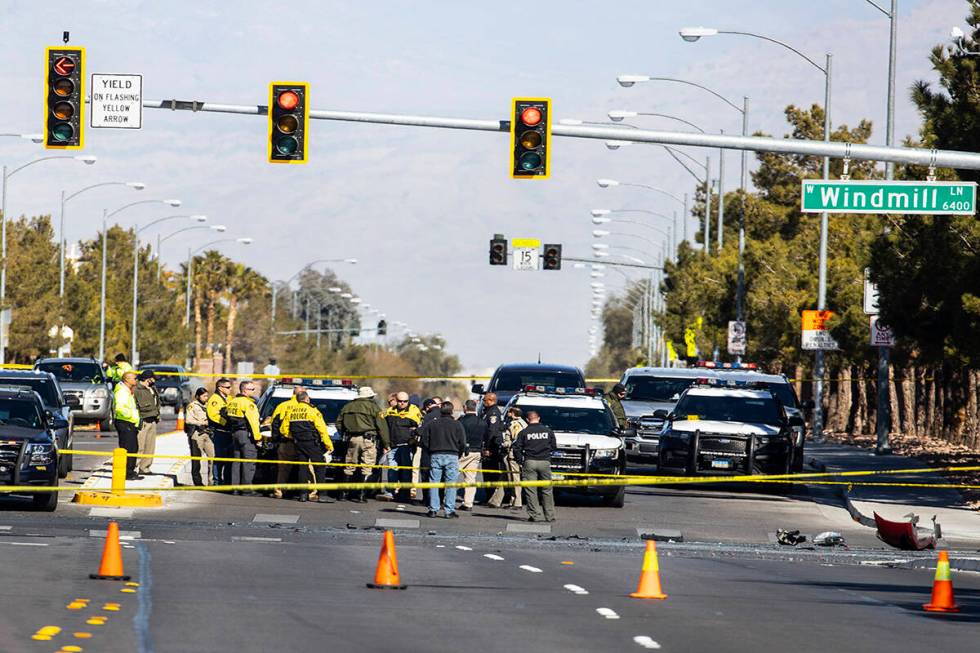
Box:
(657, 377, 803, 479)
(256, 378, 358, 482)
(619, 367, 707, 465)
(504, 385, 628, 508)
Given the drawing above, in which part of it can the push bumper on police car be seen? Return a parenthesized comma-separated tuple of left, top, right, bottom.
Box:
(549, 435, 627, 508)
(657, 421, 793, 476)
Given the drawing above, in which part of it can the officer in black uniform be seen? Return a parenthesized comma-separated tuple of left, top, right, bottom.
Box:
(282, 391, 335, 503)
(512, 410, 557, 522)
(480, 392, 506, 506)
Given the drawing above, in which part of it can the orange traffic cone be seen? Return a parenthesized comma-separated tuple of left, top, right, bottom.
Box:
(176, 407, 185, 431)
(366, 530, 406, 590)
(923, 550, 960, 613)
(89, 522, 131, 581)
(630, 539, 668, 599)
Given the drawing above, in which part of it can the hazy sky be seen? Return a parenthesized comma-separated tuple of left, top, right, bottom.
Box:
(0, 0, 967, 372)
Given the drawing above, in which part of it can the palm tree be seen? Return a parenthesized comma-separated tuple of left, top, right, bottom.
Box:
(224, 263, 267, 369)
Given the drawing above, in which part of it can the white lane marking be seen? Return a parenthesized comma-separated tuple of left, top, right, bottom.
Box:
(89, 507, 134, 518)
(519, 565, 543, 573)
(0, 526, 12, 531)
(89, 529, 141, 540)
(349, 510, 360, 514)
(563, 583, 589, 595)
(596, 607, 620, 620)
(484, 554, 505, 561)
(435, 545, 446, 548)
(455, 545, 472, 551)
(633, 636, 661, 649)
(252, 513, 299, 524)
(4, 542, 49, 547)
(231, 536, 283, 543)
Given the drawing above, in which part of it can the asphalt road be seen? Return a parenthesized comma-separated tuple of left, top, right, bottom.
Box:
(1, 525, 977, 653)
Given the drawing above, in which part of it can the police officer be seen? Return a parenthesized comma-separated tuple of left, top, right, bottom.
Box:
(105, 353, 133, 385)
(336, 386, 389, 503)
(512, 410, 557, 523)
(384, 391, 422, 502)
(282, 391, 335, 503)
(481, 392, 508, 508)
(113, 370, 142, 480)
(269, 386, 302, 499)
(607, 383, 629, 430)
(206, 377, 234, 485)
(223, 380, 261, 495)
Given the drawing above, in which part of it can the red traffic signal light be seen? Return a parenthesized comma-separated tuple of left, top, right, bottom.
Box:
(44, 46, 85, 149)
(542, 243, 562, 270)
(489, 237, 508, 266)
(510, 98, 550, 179)
(268, 82, 309, 163)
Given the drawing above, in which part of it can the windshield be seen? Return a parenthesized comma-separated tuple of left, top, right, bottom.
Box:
(516, 403, 615, 435)
(674, 394, 783, 426)
(492, 370, 584, 392)
(37, 362, 105, 384)
(0, 378, 59, 407)
(761, 382, 799, 410)
(625, 376, 698, 402)
(0, 399, 43, 429)
(261, 396, 350, 424)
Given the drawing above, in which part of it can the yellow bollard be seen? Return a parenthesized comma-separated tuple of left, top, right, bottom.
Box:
(111, 447, 127, 495)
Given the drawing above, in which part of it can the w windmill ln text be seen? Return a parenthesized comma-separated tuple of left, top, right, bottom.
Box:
(800, 180, 976, 215)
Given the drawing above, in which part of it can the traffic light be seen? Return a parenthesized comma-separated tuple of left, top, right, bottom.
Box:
(377, 319, 387, 336)
(510, 98, 551, 179)
(268, 82, 309, 163)
(44, 46, 85, 149)
(542, 244, 562, 270)
(489, 236, 508, 266)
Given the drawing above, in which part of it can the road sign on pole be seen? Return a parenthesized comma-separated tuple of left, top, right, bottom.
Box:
(801, 180, 977, 215)
(863, 268, 880, 315)
(870, 316, 895, 347)
(90, 74, 142, 129)
(727, 320, 746, 355)
(801, 309, 839, 351)
(511, 238, 540, 271)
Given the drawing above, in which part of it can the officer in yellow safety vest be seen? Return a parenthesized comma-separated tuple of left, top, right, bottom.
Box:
(112, 370, 142, 480)
(282, 391, 335, 503)
(106, 353, 134, 385)
(223, 380, 261, 495)
(206, 377, 233, 485)
(269, 386, 302, 499)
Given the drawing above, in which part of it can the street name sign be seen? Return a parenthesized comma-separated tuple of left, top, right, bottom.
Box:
(801, 309, 839, 351)
(801, 180, 976, 215)
(727, 320, 746, 355)
(511, 238, 540, 271)
(90, 74, 142, 129)
(870, 316, 894, 347)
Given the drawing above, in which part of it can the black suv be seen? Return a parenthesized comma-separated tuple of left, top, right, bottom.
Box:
(0, 386, 61, 511)
(0, 370, 78, 478)
(472, 363, 587, 411)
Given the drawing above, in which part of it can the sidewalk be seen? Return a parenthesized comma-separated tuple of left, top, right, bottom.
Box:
(808, 441, 980, 546)
(74, 429, 189, 503)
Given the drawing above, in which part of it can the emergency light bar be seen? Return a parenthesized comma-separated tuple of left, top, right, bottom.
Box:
(696, 361, 759, 370)
(279, 377, 353, 387)
(522, 384, 602, 396)
(693, 377, 770, 389)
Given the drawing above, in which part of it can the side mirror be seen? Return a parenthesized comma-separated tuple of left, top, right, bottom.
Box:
(471, 383, 485, 395)
(65, 395, 81, 410)
(620, 428, 637, 439)
(653, 409, 669, 420)
(788, 415, 805, 428)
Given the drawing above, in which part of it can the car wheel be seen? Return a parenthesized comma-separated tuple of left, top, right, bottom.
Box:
(67, 452, 73, 472)
(33, 489, 58, 512)
(601, 486, 626, 508)
(58, 453, 69, 479)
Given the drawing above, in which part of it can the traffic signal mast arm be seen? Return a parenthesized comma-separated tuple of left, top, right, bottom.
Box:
(138, 97, 980, 170)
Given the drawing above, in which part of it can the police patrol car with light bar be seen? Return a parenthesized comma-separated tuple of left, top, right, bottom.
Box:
(504, 384, 629, 508)
(656, 377, 803, 479)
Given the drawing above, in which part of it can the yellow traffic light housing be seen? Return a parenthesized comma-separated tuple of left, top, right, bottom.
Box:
(268, 82, 309, 163)
(510, 98, 551, 179)
(44, 46, 85, 149)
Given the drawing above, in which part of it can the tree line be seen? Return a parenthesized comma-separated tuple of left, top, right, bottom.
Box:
(588, 1, 980, 448)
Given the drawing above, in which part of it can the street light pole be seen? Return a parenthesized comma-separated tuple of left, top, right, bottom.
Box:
(814, 53, 833, 443)
(704, 155, 712, 253)
(99, 210, 108, 361)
